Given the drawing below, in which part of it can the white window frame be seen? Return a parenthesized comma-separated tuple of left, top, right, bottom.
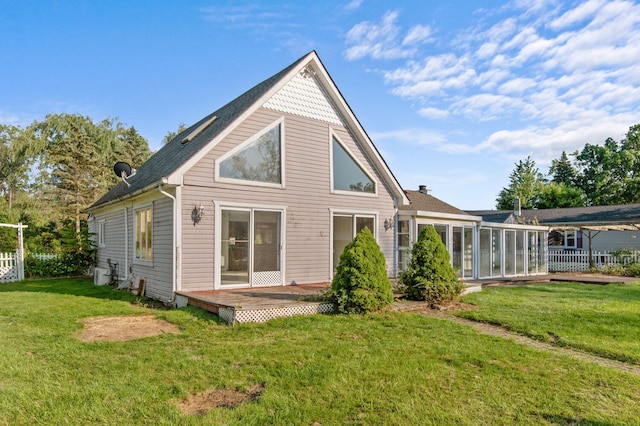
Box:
(549, 230, 577, 249)
(215, 117, 285, 189)
(134, 204, 153, 264)
(98, 220, 106, 248)
(330, 209, 378, 277)
(329, 129, 378, 197)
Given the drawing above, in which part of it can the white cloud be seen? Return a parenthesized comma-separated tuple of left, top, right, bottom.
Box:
(346, 0, 640, 165)
(372, 128, 474, 154)
(344, 0, 364, 11)
(418, 107, 449, 119)
(344, 11, 433, 60)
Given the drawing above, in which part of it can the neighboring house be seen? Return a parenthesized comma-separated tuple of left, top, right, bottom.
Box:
(400, 188, 549, 280)
(87, 51, 550, 304)
(87, 51, 408, 302)
(469, 204, 640, 254)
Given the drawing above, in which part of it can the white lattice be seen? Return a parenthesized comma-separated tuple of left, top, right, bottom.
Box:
(252, 271, 282, 287)
(218, 307, 236, 324)
(222, 303, 333, 324)
(263, 68, 344, 125)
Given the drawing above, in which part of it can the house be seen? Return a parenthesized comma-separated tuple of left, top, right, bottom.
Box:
(87, 51, 550, 307)
(400, 188, 549, 280)
(87, 51, 408, 303)
(468, 204, 640, 254)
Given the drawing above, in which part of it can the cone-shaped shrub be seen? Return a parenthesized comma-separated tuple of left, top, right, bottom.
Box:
(401, 226, 464, 304)
(331, 227, 393, 314)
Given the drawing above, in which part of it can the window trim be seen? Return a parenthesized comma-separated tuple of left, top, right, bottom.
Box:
(134, 203, 153, 265)
(329, 130, 378, 197)
(549, 230, 577, 249)
(330, 209, 379, 277)
(98, 220, 106, 248)
(215, 117, 285, 189)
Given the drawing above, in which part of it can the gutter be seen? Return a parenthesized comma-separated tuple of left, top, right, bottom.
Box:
(158, 184, 181, 302)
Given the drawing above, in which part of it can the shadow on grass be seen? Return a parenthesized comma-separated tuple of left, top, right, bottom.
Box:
(0, 277, 223, 323)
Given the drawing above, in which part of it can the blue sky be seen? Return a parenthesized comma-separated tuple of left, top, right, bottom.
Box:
(2, 0, 639, 209)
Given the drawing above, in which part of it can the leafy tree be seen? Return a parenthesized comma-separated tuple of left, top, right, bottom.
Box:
(0, 124, 36, 210)
(549, 151, 577, 186)
(400, 226, 463, 305)
(331, 227, 393, 314)
(163, 122, 188, 145)
(536, 182, 584, 209)
(574, 138, 625, 205)
(29, 113, 150, 246)
(496, 156, 544, 210)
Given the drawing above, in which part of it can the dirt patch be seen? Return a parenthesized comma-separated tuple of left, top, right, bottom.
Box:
(177, 384, 264, 416)
(78, 314, 180, 342)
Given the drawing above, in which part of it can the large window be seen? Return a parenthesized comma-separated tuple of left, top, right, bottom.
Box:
(332, 214, 375, 272)
(397, 219, 410, 272)
(452, 226, 473, 278)
(135, 206, 153, 261)
(219, 122, 282, 185)
(332, 137, 375, 194)
(548, 230, 578, 249)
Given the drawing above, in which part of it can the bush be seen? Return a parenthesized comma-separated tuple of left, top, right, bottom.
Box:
(331, 227, 393, 314)
(400, 226, 464, 305)
(25, 251, 95, 278)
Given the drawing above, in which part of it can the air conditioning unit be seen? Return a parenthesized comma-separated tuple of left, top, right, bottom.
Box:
(94, 267, 110, 286)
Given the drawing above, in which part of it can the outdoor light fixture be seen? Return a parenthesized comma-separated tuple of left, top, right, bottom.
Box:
(384, 217, 394, 231)
(192, 204, 205, 225)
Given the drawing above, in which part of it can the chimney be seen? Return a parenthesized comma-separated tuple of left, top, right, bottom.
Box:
(418, 185, 432, 195)
(513, 197, 521, 216)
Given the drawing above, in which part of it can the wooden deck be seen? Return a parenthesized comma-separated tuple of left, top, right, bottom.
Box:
(175, 283, 333, 324)
(175, 273, 637, 324)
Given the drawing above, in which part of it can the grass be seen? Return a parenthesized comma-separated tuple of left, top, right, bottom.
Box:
(1, 278, 640, 425)
(460, 281, 640, 364)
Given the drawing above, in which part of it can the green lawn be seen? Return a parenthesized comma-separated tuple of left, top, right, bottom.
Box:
(1, 278, 640, 425)
(460, 281, 640, 364)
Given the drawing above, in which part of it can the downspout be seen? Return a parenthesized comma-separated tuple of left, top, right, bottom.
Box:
(158, 184, 178, 301)
(124, 206, 128, 278)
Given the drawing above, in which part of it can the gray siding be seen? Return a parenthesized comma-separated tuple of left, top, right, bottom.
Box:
(132, 196, 174, 301)
(94, 195, 174, 302)
(589, 230, 640, 252)
(181, 107, 397, 291)
(94, 207, 127, 280)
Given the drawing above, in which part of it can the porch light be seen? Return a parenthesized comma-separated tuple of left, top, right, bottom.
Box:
(384, 217, 394, 231)
(192, 204, 205, 224)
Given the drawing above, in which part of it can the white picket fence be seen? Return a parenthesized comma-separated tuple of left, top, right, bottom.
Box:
(549, 250, 640, 272)
(0, 252, 21, 283)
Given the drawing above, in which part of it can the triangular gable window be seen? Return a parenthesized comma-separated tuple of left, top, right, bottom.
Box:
(332, 137, 375, 194)
(219, 121, 282, 185)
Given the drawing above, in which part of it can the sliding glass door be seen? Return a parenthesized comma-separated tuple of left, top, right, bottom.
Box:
(220, 208, 282, 287)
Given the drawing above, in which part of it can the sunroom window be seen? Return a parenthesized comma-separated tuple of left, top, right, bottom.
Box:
(332, 138, 375, 193)
(219, 123, 282, 184)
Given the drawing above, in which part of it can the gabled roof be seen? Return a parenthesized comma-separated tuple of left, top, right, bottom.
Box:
(468, 204, 640, 231)
(89, 51, 408, 209)
(400, 190, 480, 220)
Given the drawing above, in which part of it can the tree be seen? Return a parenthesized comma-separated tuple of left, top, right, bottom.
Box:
(496, 157, 543, 210)
(536, 182, 584, 209)
(0, 124, 35, 210)
(163, 122, 188, 145)
(400, 226, 463, 305)
(574, 138, 625, 205)
(549, 151, 577, 186)
(29, 113, 151, 244)
(331, 227, 393, 314)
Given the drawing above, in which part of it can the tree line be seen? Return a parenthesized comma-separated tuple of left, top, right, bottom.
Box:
(496, 124, 640, 210)
(0, 113, 152, 253)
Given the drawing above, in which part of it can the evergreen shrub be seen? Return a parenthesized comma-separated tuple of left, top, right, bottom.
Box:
(400, 226, 464, 305)
(331, 227, 393, 314)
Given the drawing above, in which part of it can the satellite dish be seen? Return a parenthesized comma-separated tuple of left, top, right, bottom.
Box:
(113, 161, 136, 187)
